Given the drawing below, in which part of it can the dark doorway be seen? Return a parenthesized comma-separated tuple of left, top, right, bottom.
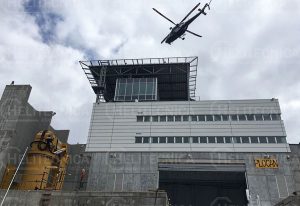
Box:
(159, 171, 248, 206)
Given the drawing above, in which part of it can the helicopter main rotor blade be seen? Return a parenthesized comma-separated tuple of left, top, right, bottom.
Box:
(186, 30, 202, 38)
(153, 8, 176, 25)
(180, 2, 201, 23)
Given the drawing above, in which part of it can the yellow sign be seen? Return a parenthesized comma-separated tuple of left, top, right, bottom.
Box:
(255, 158, 278, 168)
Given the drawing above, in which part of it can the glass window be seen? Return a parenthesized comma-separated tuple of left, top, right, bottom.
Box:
(135, 137, 142, 143)
(192, 137, 199, 143)
(222, 115, 229, 121)
(167, 115, 174, 122)
(167, 137, 174, 143)
(206, 115, 213, 121)
(152, 137, 158, 143)
(250, 136, 259, 143)
(214, 115, 221, 121)
(143, 137, 150, 143)
(144, 116, 150, 122)
(183, 137, 189, 143)
(255, 114, 263, 121)
(137, 116, 143, 122)
(191, 115, 198, 121)
(276, 137, 286, 143)
(217, 136, 224, 143)
(175, 115, 181, 122)
(225, 137, 232, 143)
(268, 136, 276, 143)
(259, 136, 267, 143)
(200, 137, 207, 143)
(241, 137, 250, 143)
(238, 115, 246, 121)
(198, 115, 205, 121)
(271, 114, 281, 120)
(159, 116, 166, 122)
(208, 136, 216, 143)
(183, 115, 189, 121)
(263, 114, 271, 121)
(152, 116, 158, 122)
(246, 114, 254, 121)
(175, 137, 182, 143)
(115, 78, 157, 102)
(159, 137, 166, 143)
(231, 115, 238, 121)
(233, 137, 241, 143)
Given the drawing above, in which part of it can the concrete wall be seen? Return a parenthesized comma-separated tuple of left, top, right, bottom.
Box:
(62, 144, 91, 191)
(0, 85, 70, 183)
(86, 99, 289, 152)
(87, 151, 295, 206)
(0, 190, 168, 206)
(0, 85, 53, 179)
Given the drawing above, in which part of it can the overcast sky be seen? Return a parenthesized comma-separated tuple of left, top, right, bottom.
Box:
(0, 0, 299, 144)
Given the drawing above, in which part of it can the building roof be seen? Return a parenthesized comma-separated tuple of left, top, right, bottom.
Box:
(80, 57, 198, 102)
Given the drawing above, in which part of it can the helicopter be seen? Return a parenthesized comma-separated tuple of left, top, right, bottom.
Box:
(153, 1, 212, 44)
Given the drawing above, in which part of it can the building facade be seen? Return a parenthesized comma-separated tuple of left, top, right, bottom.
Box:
(81, 57, 296, 206)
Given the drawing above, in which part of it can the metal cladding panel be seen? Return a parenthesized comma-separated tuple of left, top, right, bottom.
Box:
(85, 99, 289, 152)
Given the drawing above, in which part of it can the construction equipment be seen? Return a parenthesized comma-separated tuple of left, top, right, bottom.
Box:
(0, 130, 69, 190)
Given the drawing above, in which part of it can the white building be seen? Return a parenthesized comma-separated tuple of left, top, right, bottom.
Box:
(81, 57, 295, 206)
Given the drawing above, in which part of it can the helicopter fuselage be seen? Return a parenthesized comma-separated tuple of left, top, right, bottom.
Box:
(164, 11, 201, 44)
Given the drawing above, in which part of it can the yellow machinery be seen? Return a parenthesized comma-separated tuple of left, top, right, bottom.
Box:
(0, 130, 69, 190)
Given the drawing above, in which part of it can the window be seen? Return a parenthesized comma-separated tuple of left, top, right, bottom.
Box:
(167, 137, 174, 143)
(271, 114, 281, 120)
(214, 115, 221, 121)
(208, 136, 216, 143)
(167, 115, 174, 122)
(206, 115, 213, 121)
(259, 136, 267, 143)
(152, 137, 159, 143)
(192, 137, 199, 143)
(225, 137, 232, 143)
(159, 137, 166, 143)
(183, 137, 189, 143)
(183, 115, 189, 121)
(115, 78, 157, 101)
(241, 137, 250, 143)
(143, 137, 150, 143)
(222, 115, 229, 121)
(159, 116, 166, 122)
(217, 136, 224, 143)
(231, 115, 238, 121)
(268, 136, 276, 143)
(276, 137, 286, 143)
(175, 137, 182, 143)
(137, 116, 143, 122)
(191, 115, 198, 121)
(255, 114, 263, 121)
(144, 116, 151, 122)
(263, 114, 271, 121)
(198, 115, 205, 121)
(233, 137, 241, 143)
(200, 137, 207, 143)
(246, 114, 254, 121)
(175, 115, 181, 122)
(238, 115, 246, 121)
(152, 116, 158, 122)
(135, 137, 142, 143)
(250, 136, 259, 143)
